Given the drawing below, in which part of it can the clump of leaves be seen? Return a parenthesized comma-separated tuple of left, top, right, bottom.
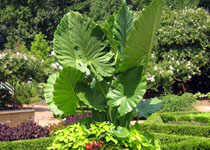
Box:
(45, 0, 164, 128)
(30, 32, 51, 60)
(160, 93, 196, 112)
(48, 122, 160, 150)
(0, 121, 49, 141)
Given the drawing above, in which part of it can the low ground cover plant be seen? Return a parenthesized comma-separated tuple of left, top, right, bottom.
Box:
(49, 122, 160, 150)
(0, 121, 49, 141)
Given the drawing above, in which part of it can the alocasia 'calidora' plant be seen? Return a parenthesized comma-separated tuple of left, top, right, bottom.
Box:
(45, 0, 164, 128)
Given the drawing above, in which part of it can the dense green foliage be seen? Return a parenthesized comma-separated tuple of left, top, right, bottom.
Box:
(156, 133, 210, 150)
(0, 137, 53, 150)
(49, 122, 160, 150)
(30, 32, 51, 60)
(160, 93, 196, 112)
(0, 0, 203, 50)
(147, 8, 210, 94)
(0, 47, 57, 108)
(138, 122, 210, 137)
(0, 50, 56, 83)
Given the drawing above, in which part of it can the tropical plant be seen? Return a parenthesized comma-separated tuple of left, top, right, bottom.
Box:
(45, 0, 164, 128)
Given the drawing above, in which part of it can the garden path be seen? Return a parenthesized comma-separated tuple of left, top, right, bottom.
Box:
(27, 100, 210, 127)
(25, 101, 61, 127)
(194, 100, 210, 112)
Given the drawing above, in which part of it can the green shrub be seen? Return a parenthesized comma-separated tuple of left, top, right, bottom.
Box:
(147, 112, 210, 124)
(165, 0, 199, 9)
(160, 114, 177, 122)
(147, 8, 210, 93)
(0, 137, 53, 150)
(155, 133, 210, 150)
(30, 32, 51, 60)
(0, 50, 56, 83)
(137, 123, 210, 137)
(176, 115, 192, 122)
(160, 93, 196, 112)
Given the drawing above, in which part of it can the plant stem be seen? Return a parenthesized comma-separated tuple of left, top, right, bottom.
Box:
(79, 102, 88, 126)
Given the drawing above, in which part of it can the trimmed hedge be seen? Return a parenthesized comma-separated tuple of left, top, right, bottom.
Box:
(146, 112, 210, 124)
(155, 133, 210, 150)
(138, 123, 210, 137)
(0, 137, 53, 150)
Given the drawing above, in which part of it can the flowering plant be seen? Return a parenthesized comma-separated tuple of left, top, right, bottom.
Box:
(85, 141, 104, 150)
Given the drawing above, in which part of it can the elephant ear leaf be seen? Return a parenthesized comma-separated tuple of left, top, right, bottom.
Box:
(134, 98, 162, 118)
(54, 11, 114, 81)
(75, 83, 107, 111)
(53, 66, 84, 115)
(120, 0, 164, 71)
(107, 66, 146, 116)
(114, 0, 134, 53)
(44, 73, 63, 116)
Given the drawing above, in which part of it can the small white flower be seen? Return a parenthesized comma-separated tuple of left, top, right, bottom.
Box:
(171, 57, 174, 61)
(41, 59, 44, 63)
(169, 70, 173, 74)
(50, 51, 56, 56)
(59, 65, 63, 70)
(154, 66, 158, 71)
(23, 55, 28, 60)
(16, 52, 20, 56)
(169, 65, 174, 70)
(55, 62, 60, 66)
(146, 75, 155, 82)
(51, 63, 57, 69)
(176, 61, 180, 65)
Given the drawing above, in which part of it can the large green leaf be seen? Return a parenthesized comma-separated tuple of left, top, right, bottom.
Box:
(134, 98, 162, 118)
(54, 11, 114, 81)
(44, 73, 63, 116)
(114, 0, 134, 53)
(107, 66, 146, 116)
(111, 126, 130, 138)
(53, 66, 83, 115)
(120, 0, 164, 71)
(75, 83, 107, 111)
(102, 15, 119, 55)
